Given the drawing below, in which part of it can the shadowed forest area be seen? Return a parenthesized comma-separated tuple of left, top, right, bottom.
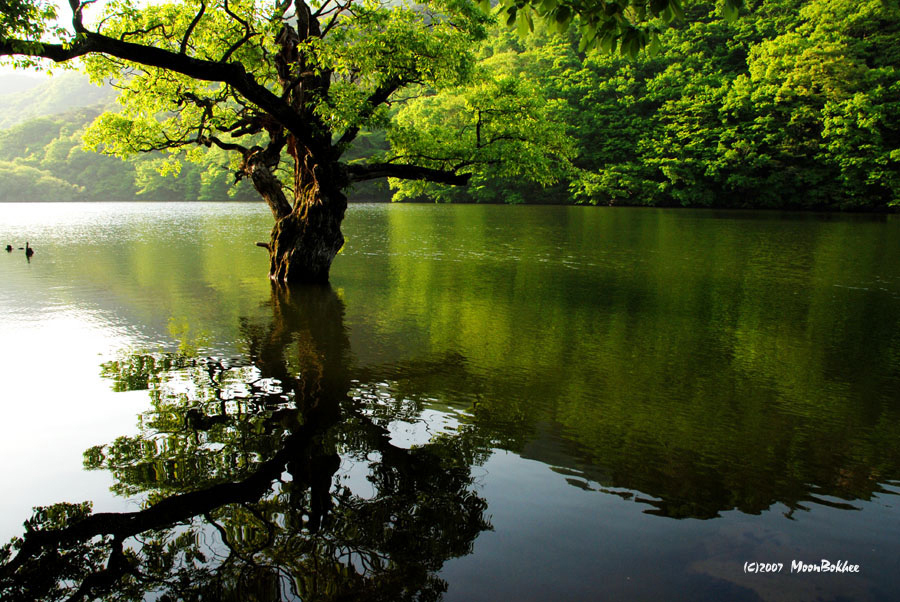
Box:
(1, 0, 898, 209)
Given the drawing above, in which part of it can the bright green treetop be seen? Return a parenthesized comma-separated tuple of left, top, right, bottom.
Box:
(1, 0, 576, 217)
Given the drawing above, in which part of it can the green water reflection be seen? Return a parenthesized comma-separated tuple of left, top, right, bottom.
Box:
(341, 206, 900, 518)
(2, 203, 899, 600)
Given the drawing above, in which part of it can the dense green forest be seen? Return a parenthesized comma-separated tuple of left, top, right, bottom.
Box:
(413, 0, 899, 209)
(1, 0, 897, 209)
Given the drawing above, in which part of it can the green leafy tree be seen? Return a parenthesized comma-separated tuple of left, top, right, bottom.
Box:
(1, 0, 572, 282)
(387, 41, 575, 203)
(548, 0, 900, 209)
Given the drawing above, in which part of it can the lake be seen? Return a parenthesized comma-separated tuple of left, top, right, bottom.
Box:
(1, 202, 899, 601)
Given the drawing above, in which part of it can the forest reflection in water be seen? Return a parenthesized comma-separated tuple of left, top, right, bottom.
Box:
(1, 285, 491, 601)
(2, 203, 900, 601)
(2, 280, 899, 600)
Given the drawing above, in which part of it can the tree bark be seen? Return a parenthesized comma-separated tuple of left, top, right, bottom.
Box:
(261, 157, 468, 284)
(267, 190, 347, 285)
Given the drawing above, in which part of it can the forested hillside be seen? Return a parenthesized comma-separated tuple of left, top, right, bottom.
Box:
(0, 73, 384, 202)
(0, 73, 263, 201)
(1, 0, 897, 209)
(556, 0, 899, 210)
(0, 71, 113, 129)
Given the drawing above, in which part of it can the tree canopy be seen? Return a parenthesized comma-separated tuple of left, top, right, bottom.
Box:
(1, 0, 573, 192)
(1, 0, 577, 281)
(418, 0, 899, 209)
(2, 0, 897, 221)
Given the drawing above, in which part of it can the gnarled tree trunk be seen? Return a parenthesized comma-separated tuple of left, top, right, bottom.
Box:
(247, 133, 349, 285)
(267, 191, 347, 284)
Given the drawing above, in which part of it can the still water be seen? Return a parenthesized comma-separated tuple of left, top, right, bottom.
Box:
(1, 202, 899, 601)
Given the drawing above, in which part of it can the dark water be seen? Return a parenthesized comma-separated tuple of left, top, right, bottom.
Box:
(2, 202, 900, 601)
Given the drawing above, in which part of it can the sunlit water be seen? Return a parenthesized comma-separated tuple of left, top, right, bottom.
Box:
(1, 202, 900, 601)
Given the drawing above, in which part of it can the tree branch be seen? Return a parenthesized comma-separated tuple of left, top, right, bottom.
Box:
(119, 23, 169, 42)
(0, 31, 314, 146)
(180, 1, 206, 55)
(345, 162, 470, 186)
(68, 0, 88, 33)
(243, 134, 293, 219)
(201, 134, 250, 155)
(220, 0, 255, 62)
(334, 77, 404, 152)
(320, 0, 356, 37)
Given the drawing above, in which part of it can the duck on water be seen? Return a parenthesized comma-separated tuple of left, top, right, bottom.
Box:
(4, 243, 33, 256)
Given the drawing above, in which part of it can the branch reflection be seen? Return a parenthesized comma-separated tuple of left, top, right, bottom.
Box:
(1, 285, 491, 602)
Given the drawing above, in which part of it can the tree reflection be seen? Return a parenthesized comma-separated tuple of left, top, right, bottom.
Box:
(1, 285, 491, 601)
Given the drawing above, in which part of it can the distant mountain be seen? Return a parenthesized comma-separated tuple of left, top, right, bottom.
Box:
(0, 87, 262, 202)
(0, 70, 382, 202)
(0, 73, 45, 96)
(0, 71, 115, 130)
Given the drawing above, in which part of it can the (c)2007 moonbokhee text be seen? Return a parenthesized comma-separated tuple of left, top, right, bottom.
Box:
(744, 560, 860, 574)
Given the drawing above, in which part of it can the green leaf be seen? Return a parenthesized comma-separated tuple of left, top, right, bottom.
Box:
(647, 32, 662, 56)
(516, 12, 529, 37)
(578, 33, 589, 52)
(506, 7, 518, 27)
(598, 32, 616, 54)
(538, 0, 557, 15)
(722, 2, 739, 23)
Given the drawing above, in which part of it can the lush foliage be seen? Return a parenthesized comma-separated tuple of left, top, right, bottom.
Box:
(3, 0, 581, 284)
(386, 61, 575, 202)
(389, 0, 899, 208)
(492, 0, 744, 54)
(64, 0, 572, 207)
(528, 0, 900, 209)
(2, 0, 898, 210)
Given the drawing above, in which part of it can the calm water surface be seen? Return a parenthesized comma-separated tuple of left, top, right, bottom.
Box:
(1, 202, 899, 601)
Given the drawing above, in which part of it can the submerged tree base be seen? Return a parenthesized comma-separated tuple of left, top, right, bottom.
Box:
(266, 196, 347, 285)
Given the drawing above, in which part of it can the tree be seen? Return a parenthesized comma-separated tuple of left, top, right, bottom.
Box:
(1, 0, 572, 283)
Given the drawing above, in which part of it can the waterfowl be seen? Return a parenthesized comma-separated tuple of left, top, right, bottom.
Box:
(25, 242, 34, 258)
(4, 244, 10, 252)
